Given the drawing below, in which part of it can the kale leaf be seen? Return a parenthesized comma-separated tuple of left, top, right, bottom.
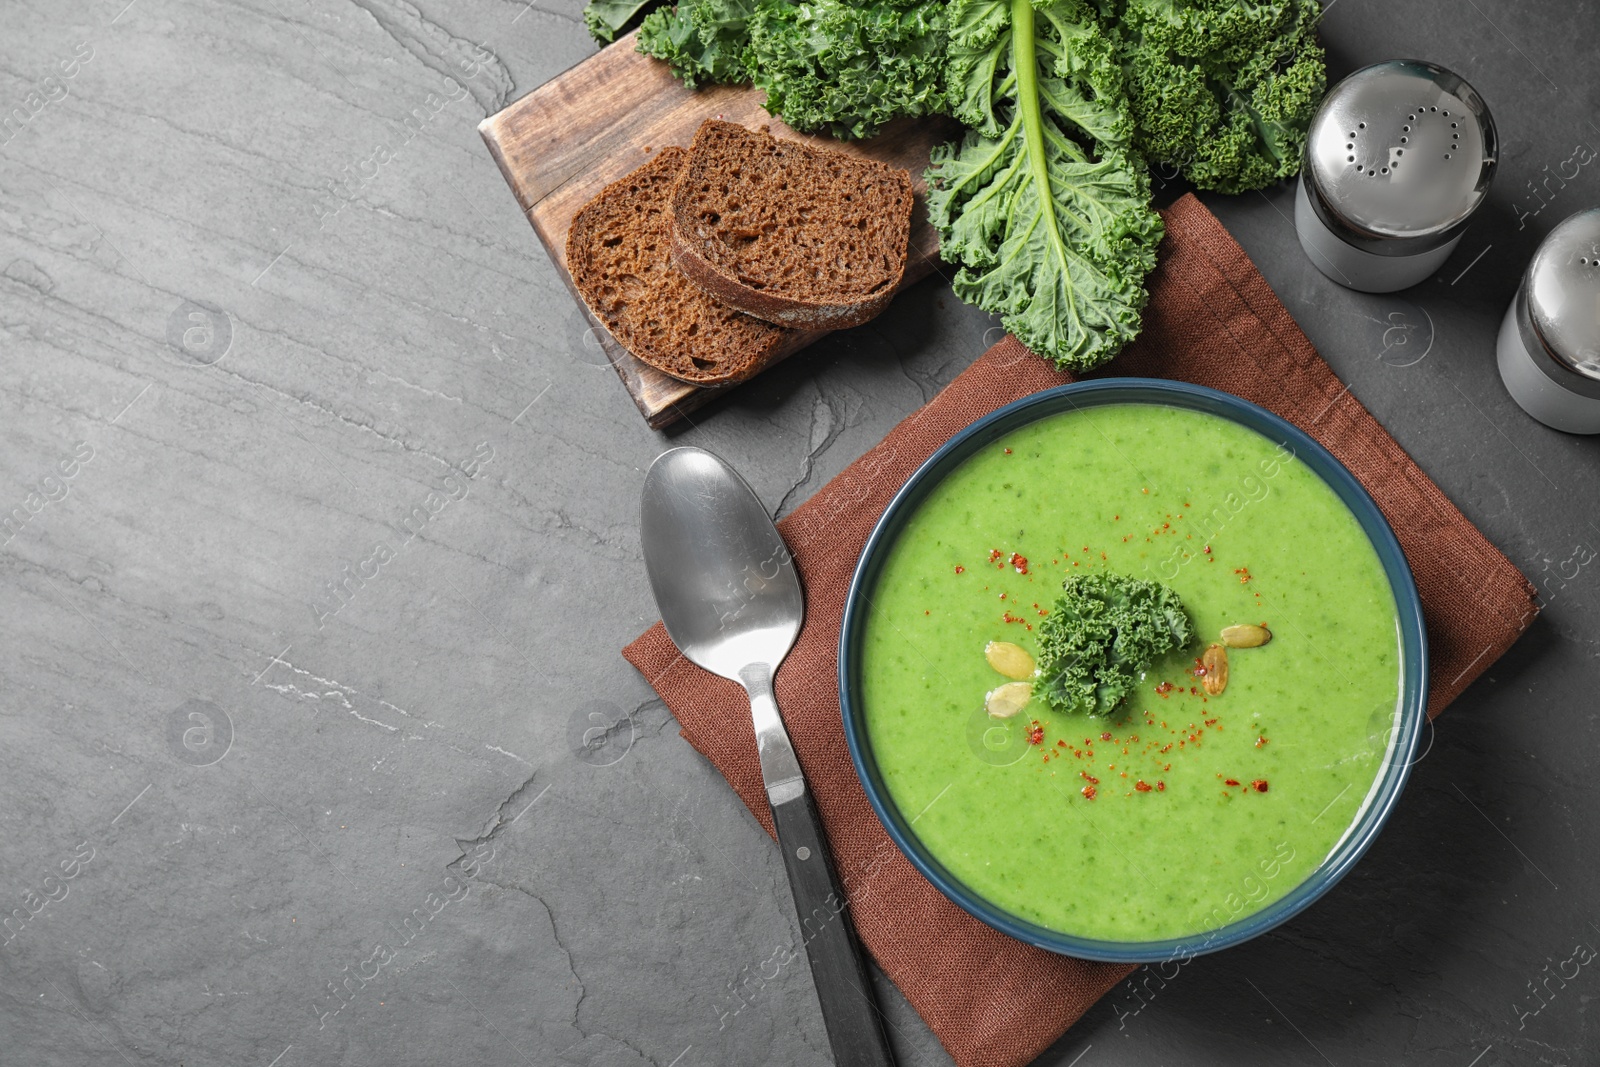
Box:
(637, 0, 951, 137)
(1035, 571, 1191, 716)
(1119, 0, 1326, 193)
(638, 0, 760, 87)
(585, 0, 669, 44)
(747, 0, 951, 139)
(927, 0, 1163, 372)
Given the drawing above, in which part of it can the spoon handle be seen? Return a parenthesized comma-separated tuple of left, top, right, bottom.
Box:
(771, 784, 898, 1067)
(741, 663, 896, 1066)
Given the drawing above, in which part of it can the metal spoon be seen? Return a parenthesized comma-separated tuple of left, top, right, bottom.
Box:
(641, 446, 896, 1067)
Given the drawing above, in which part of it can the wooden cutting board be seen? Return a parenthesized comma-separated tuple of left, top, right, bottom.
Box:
(479, 30, 955, 429)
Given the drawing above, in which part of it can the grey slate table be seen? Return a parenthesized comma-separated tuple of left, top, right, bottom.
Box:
(3, 2, 1597, 1064)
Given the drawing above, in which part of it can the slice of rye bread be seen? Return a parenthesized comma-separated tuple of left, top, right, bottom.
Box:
(566, 146, 792, 387)
(669, 121, 915, 330)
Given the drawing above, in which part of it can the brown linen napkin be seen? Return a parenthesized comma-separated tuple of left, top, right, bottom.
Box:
(623, 193, 1538, 1067)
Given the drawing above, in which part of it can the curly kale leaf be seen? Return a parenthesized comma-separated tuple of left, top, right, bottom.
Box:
(585, 0, 669, 44)
(1035, 572, 1191, 716)
(928, 0, 1163, 372)
(1119, 0, 1326, 193)
(747, 0, 950, 140)
(637, 0, 760, 87)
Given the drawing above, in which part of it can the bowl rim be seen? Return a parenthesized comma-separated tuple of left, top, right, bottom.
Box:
(837, 378, 1429, 964)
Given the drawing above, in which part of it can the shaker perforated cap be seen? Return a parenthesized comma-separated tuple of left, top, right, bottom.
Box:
(1526, 208, 1600, 381)
(1305, 61, 1496, 252)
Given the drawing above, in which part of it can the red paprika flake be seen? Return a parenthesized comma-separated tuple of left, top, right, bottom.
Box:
(1100, 732, 1113, 742)
(1008, 553, 1030, 575)
(1224, 778, 1240, 787)
(1156, 781, 1166, 792)
(954, 564, 965, 574)
(1134, 780, 1153, 793)
(1252, 779, 1269, 793)
(988, 548, 1003, 563)
(1081, 784, 1097, 800)
(1026, 721, 1045, 746)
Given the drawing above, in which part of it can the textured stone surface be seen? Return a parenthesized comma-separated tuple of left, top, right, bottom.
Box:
(0, 1, 1596, 1064)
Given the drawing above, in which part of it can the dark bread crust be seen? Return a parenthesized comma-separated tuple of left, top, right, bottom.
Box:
(566, 147, 792, 387)
(669, 121, 914, 330)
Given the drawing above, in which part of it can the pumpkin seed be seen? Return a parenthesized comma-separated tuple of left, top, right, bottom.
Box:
(985, 681, 1033, 718)
(984, 640, 1036, 680)
(1220, 623, 1271, 648)
(1202, 644, 1229, 696)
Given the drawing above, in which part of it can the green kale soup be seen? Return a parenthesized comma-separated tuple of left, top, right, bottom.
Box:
(859, 403, 1402, 941)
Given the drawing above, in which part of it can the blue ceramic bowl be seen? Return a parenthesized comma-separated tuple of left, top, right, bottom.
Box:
(838, 379, 1428, 964)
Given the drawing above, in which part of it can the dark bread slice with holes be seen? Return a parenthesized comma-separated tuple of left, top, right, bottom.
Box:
(566, 146, 792, 387)
(669, 121, 914, 330)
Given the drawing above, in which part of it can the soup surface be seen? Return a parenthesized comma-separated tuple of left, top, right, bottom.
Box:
(860, 403, 1401, 941)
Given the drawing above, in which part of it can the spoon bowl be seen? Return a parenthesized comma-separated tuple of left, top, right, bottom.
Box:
(641, 447, 803, 680)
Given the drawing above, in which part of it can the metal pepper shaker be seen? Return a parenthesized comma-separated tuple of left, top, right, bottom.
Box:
(1496, 209, 1600, 433)
(1295, 60, 1497, 292)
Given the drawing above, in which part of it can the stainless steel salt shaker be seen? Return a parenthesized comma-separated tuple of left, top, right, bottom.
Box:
(1496, 208, 1600, 433)
(1295, 60, 1497, 292)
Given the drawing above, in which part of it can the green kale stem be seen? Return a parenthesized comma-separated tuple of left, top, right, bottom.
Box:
(1010, 0, 1075, 324)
